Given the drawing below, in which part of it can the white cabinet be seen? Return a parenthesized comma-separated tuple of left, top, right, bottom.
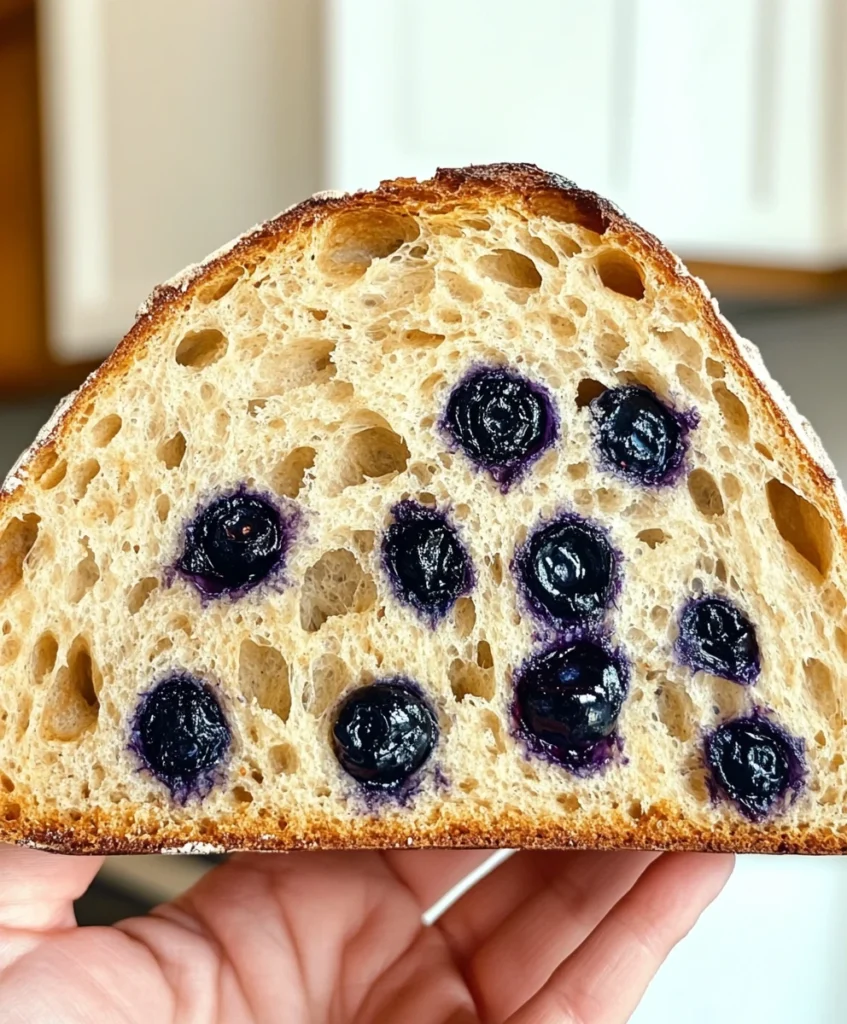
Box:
(38, 0, 323, 362)
(328, 0, 847, 266)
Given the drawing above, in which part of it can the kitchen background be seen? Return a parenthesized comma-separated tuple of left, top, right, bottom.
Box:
(2, 1, 847, 1021)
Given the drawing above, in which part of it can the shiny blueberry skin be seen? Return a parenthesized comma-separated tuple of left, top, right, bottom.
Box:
(514, 641, 629, 773)
(705, 712, 805, 820)
(515, 515, 617, 625)
(382, 502, 473, 621)
(676, 596, 760, 684)
(590, 385, 689, 485)
(332, 680, 438, 790)
(178, 491, 287, 596)
(130, 675, 230, 800)
(443, 366, 558, 488)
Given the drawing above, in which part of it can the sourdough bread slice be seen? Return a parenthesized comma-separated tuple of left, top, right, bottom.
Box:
(1, 163, 845, 854)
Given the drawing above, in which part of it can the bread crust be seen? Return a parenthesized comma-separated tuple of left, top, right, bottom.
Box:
(3, 162, 846, 855)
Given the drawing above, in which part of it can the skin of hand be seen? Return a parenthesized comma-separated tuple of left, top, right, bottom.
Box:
(0, 844, 732, 1024)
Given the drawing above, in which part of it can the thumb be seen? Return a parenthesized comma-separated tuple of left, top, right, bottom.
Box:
(0, 843, 103, 932)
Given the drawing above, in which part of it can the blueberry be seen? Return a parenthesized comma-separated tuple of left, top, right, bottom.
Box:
(590, 385, 686, 485)
(332, 680, 438, 790)
(444, 366, 557, 487)
(131, 675, 230, 799)
(382, 502, 472, 620)
(514, 641, 628, 772)
(705, 713, 805, 820)
(516, 515, 616, 624)
(178, 491, 285, 596)
(676, 596, 760, 684)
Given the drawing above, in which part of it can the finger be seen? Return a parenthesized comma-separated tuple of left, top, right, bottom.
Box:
(505, 852, 734, 1024)
(381, 849, 496, 913)
(462, 850, 658, 1022)
(0, 844, 103, 931)
(438, 849, 650, 964)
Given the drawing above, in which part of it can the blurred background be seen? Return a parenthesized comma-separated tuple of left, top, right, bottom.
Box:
(2, 0, 847, 1020)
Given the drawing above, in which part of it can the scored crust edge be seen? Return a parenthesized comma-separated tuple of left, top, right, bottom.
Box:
(3, 162, 846, 855)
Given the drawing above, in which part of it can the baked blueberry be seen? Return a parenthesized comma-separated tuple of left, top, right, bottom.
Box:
(676, 595, 760, 684)
(131, 675, 230, 800)
(332, 680, 438, 790)
(443, 366, 557, 487)
(705, 712, 805, 820)
(382, 502, 472, 620)
(516, 515, 617, 625)
(178, 491, 286, 596)
(590, 385, 687, 485)
(514, 641, 628, 772)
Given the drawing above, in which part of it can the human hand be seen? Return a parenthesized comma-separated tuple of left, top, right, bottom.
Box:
(0, 843, 732, 1023)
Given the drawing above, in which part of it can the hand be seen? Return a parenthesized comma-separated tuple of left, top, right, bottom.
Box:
(0, 842, 732, 1023)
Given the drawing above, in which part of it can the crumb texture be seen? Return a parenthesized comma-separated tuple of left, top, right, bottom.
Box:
(1, 163, 846, 853)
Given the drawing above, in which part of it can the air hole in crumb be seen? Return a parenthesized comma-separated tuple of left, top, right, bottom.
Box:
(688, 469, 725, 518)
(595, 331, 627, 367)
(352, 530, 375, 556)
(338, 427, 409, 490)
(627, 800, 643, 820)
(576, 378, 607, 408)
(477, 249, 542, 290)
(706, 358, 725, 378)
(305, 654, 352, 716)
(3, 803, 20, 821)
(676, 363, 708, 400)
(491, 554, 504, 585)
(766, 479, 832, 578)
(39, 456, 68, 490)
(805, 659, 840, 723)
(269, 743, 299, 775)
(481, 710, 506, 754)
(449, 658, 495, 702)
(593, 250, 645, 300)
(637, 528, 668, 549)
(273, 446, 316, 498)
(67, 543, 100, 604)
(41, 637, 100, 741)
(175, 328, 228, 368)
(712, 383, 750, 441)
(197, 268, 243, 303)
(128, 578, 158, 615)
(441, 270, 483, 305)
(0, 772, 14, 793)
(318, 208, 419, 282)
(157, 432, 186, 469)
(155, 494, 171, 522)
(31, 632, 58, 683)
(239, 640, 290, 722)
(258, 338, 336, 392)
(0, 635, 19, 666)
(300, 550, 376, 632)
(476, 640, 494, 670)
(91, 414, 123, 448)
(836, 627, 847, 660)
(815, 730, 827, 748)
(557, 793, 581, 812)
(659, 328, 702, 370)
(308, 308, 328, 321)
(233, 786, 253, 804)
(722, 475, 743, 503)
(72, 459, 100, 499)
(755, 442, 774, 461)
(0, 514, 39, 598)
(453, 597, 476, 638)
(656, 681, 696, 742)
(526, 236, 559, 267)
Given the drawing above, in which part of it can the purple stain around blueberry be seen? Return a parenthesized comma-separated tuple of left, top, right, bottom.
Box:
(443, 366, 558, 488)
(515, 514, 617, 626)
(177, 491, 287, 596)
(514, 640, 629, 773)
(590, 385, 689, 485)
(705, 711, 805, 820)
(382, 501, 473, 621)
(130, 674, 230, 800)
(676, 595, 760, 684)
(332, 679, 438, 790)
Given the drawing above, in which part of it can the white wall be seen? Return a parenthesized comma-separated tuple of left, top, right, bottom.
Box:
(39, 0, 325, 361)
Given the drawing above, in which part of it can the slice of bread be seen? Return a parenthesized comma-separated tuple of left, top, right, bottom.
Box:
(1, 163, 845, 855)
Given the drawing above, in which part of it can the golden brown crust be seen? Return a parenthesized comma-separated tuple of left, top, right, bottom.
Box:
(3, 162, 846, 855)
